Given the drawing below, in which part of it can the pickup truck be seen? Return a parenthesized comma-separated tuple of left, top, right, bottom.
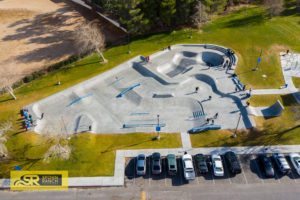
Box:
(182, 153, 195, 180)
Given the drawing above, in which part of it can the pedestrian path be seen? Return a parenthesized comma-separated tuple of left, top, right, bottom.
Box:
(180, 132, 192, 149)
(251, 53, 300, 104)
(2, 144, 300, 188)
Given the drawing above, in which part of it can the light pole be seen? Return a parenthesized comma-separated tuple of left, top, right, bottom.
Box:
(127, 32, 131, 54)
(233, 112, 242, 138)
(156, 114, 160, 140)
(253, 49, 262, 71)
(190, 20, 194, 39)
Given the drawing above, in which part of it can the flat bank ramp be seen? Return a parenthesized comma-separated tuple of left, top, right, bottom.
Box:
(247, 100, 284, 117)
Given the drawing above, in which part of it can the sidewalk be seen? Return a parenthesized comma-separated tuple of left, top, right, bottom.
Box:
(251, 53, 300, 102)
(2, 144, 300, 188)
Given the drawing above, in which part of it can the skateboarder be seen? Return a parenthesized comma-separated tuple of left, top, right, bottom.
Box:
(195, 87, 199, 93)
(214, 113, 218, 119)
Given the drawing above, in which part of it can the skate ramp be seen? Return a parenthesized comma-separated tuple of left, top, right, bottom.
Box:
(247, 100, 284, 117)
(202, 51, 224, 67)
(157, 50, 224, 78)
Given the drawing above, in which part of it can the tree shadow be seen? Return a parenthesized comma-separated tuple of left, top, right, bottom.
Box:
(281, 0, 300, 16)
(2, 0, 125, 65)
(280, 94, 297, 106)
(221, 12, 266, 28)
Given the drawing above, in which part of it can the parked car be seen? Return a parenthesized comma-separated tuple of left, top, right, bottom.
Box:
(224, 151, 242, 174)
(136, 154, 146, 175)
(152, 152, 162, 175)
(211, 154, 224, 177)
(166, 154, 177, 175)
(273, 153, 291, 174)
(182, 153, 195, 180)
(258, 154, 275, 178)
(289, 153, 300, 175)
(194, 154, 208, 174)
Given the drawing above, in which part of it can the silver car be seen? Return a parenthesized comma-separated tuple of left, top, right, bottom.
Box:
(136, 154, 146, 175)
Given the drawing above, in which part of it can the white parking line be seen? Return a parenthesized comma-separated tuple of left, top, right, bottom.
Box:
(164, 158, 167, 186)
(222, 159, 232, 184)
(133, 158, 136, 185)
(148, 158, 151, 186)
(240, 163, 248, 184)
(274, 172, 281, 184)
(196, 174, 200, 185)
(253, 159, 264, 184)
(211, 172, 215, 185)
(290, 171, 297, 183)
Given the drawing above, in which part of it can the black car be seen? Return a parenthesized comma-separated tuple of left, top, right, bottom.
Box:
(152, 152, 162, 175)
(194, 154, 208, 174)
(224, 151, 241, 174)
(258, 154, 275, 178)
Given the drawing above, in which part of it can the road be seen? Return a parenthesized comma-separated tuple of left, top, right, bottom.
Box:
(1, 183, 300, 200)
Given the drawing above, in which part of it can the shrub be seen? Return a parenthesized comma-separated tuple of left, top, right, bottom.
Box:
(12, 80, 24, 89)
(23, 75, 33, 83)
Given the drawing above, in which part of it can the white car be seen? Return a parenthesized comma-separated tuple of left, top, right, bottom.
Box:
(211, 154, 224, 177)
(289, 153, 300, 175)
(182, 153, 195, 180)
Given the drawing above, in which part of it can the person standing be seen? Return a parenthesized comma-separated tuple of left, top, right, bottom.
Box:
(214, 113, 218, 119)
(195, 87, 199, 93)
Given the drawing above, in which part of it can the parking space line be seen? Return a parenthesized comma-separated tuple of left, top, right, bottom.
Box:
(290, 171, 297, 183)
(133, 158, 136, 185)
(275, 172, 281, 184)
(240, 164, 248, 184)
(222, 159, 232, 184)
(148, 157, 151, 186)
(196, 174, 200, 185)
(211, 172, 215, 185)
(253, 159, 264, 184)
(164, 158, 167, 186)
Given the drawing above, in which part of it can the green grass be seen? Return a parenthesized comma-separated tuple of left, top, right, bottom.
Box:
(1, 3, 300, 177)
(293, 77, 300, 88)
(0, 132, 181, 178)
(191, 94, 300, 148)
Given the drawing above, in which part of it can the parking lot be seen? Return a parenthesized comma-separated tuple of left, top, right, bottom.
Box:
(124, 154, 300, 188)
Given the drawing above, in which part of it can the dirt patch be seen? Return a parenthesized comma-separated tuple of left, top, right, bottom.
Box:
(0, 0, 125, 84)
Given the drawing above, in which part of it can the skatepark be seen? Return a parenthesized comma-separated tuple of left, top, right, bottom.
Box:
(25, 44, 259, 134)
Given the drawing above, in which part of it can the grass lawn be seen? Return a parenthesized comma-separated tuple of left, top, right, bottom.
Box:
(0, 132, 181, 178)
(191, 94, 300, 148)
(293, 77, 300, 88)
(1, 2, 300, 177)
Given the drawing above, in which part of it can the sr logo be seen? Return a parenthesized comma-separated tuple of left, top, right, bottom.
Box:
(13, 174, 40, 186)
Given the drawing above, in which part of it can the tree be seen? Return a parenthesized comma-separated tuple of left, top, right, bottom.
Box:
(192, 0, 209, 31)
(175, 0, 194, 25)
(0, 63, 17, 100)
(159, 0, 177, 27)
(297, 0, 300, 9)
(74, 21, 106, 62)
(210, 0, 227, 14)
(264, 0, 283, 18)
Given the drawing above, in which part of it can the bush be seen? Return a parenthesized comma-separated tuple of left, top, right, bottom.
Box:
(47, 55, 80, 72)
(32, 71, 45, 80)
(12, 80, 24, 89)
(23, 75, 33, 83)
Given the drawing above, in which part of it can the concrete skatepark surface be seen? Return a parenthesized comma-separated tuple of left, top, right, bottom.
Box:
(247, 100, 284, 117)
(26, 44, 256, 134)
